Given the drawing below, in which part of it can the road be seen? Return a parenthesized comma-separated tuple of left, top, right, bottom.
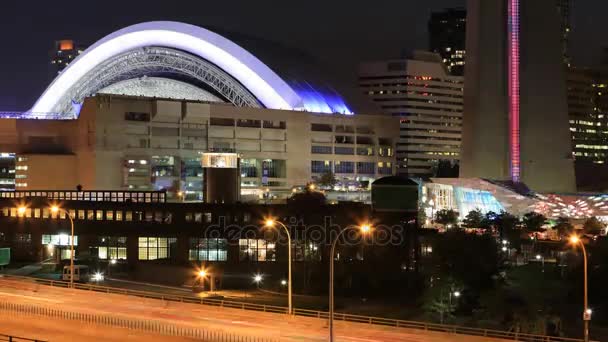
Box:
(0, 277, 513, 342)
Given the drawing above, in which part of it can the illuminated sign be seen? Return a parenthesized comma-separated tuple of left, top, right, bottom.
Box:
(508, 0, 521, 182)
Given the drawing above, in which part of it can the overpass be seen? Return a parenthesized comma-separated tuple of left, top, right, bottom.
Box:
(0, 276, 592, 342)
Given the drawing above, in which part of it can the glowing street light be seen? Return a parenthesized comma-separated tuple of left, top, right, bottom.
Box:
(50, 205, 75, 288)
(453, 291, 461, 298)
(329, 223, 373, 342)
(264, 218, 293, 315)
(570, 234, 590, 342)
(198, 269, 207, 278)
(17, 206, 26, 215)
(253, 274, 263, 289)
(281, 279, 287, 286)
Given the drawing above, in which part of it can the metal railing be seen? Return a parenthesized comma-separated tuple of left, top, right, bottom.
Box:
(0, 301, 277, 342)
(0, 275, 595, 342)
(0, 333, 45, 342)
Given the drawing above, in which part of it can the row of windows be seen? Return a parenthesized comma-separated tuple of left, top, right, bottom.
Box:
(311, 161, 393, 175)
(0, 191, 165, 203)
(1, 208, 172, 223)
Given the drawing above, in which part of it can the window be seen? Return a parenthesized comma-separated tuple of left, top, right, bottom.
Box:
(68, 210, 76, 219)
(106, 211, 114, 221)
(334, 161, 354, 174)
(311, 161, 332, 174)
(34, 208, 41, 218)
(125, 211, 133, 221)
(138, 237, 177, 260)
(210, 117, 235, 126)
(93, 236, 127, 260)
(204, 213, 212, 223)
(357, 162, 376, 175)
(42, 208, 49, 219)
(125, 112, 150, 122)
(378, 147, 393, 157)
(77, 210, 85, 220)
(356, 147, 374, 156)
(14, 233, 32, 248)
(239, 239, 276, 262)
(334, 147, 354, 155)
(185, 213, 193, 222)
(378, 162, 393, 175)
(87, 210, 94, 220)
(189, 238, 228, 261)
(115, 211, 123, 221)
(263, 120, 286, 129)
(311, 145, 332, 154)
(311, 123, 332, 132)
(294, 241, 322, 261)
(96, 210, 103, 221)
(42, 234, 78, 246)
(240, 159, 258, 177)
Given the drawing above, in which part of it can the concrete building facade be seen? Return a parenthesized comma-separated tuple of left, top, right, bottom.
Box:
(0, 95, 398, 202)
(461, 0, 575, 193)
(359, 52, 464, 179)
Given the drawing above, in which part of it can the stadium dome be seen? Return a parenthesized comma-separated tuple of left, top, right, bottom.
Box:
(30, 21, 357, 119)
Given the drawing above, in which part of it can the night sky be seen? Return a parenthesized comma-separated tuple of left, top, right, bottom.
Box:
(1, 0, 606, 111)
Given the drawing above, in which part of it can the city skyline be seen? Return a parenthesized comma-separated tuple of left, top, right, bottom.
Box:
(1, 0, 607, 111)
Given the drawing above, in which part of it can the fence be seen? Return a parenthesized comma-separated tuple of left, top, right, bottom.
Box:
(0, 333, 45, 342)
(0, 275, 595, 342)
(0, 301, 278, 342)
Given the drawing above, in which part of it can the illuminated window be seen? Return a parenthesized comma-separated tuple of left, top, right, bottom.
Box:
(189, 238, 228, 261)
(115, 211, 123, 221)
(138, 237, 177, 261)
(238, 239, 276, 262)
(94, 237, 127, 260)
(96, 210, 103, 221)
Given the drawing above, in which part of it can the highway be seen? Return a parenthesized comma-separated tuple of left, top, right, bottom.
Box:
(0, 277, 513, 342)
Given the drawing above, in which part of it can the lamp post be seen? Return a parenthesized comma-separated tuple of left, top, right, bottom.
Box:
(329, 223, 372, 342)
(264, 219, 293, 315)
(50, 206, 75, 288)
(570, 235, 590, 342)
(536, 254, 545, 272)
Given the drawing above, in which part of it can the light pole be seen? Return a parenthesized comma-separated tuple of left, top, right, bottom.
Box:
(329, 223, 372, 342)
(536, 254, 545, 272)
(570, 235, 590, 342)
(264, 218, 293, 315)
(253, 274, 262, 289)
(50, 206, 75, 288)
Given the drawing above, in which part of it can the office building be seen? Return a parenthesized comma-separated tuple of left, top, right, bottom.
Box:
(359, 52, 464, 178)
(51, 40, 84, 75)
(461, 0, 575, 193)
(555, 0, 571, 65)
(1, 94, 397, 202)
(567, 68, 608, 190)
(428, 8, 467, 76)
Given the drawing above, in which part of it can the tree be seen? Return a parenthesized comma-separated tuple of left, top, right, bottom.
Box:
(553, 217, 574, 239)
(583, 216, 604, 235)
(317, 171, 337, 188)
(435, 209, 459, 227)
(287, 187, 326, 207)
(495, 211, 520, 243)
(463, 209, 485, 229)
(522, 212, 547, 232)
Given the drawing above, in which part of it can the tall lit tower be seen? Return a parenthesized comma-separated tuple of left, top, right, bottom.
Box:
(461, 0, 575, 192)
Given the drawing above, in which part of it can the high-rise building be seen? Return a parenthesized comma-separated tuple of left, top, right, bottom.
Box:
(359, 52, 464, 178)
(461, 0, 575, 193)
(428, 8, 467, 76)
(51, 40, 84, 75)
(567, 68, 608, 190)
(555, 0, 571, 66)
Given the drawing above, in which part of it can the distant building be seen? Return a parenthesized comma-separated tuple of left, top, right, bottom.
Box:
(555, 0, 572, 66)
(428, 8, 467, 76)
(567, 67, 608, 190)
(359, 52, 464, 179)
(51, 40, 84, 75)
(461, 0, 575, 193)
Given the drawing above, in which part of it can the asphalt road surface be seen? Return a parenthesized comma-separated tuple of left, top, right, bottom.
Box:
(0, 277, 514, 342)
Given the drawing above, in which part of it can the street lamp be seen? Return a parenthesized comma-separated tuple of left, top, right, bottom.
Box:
(329, 223, 372, 342)
(253, 274, 263, 289)
(264, 218, 293, 315)
(570, 235, 590, 342)
(17, 206, 26, 216)
(50, 205, 75, 288)
(536, 254, 545, 272)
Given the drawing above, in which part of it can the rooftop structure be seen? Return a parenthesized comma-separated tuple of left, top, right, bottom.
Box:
(33, 22, 360, 119)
